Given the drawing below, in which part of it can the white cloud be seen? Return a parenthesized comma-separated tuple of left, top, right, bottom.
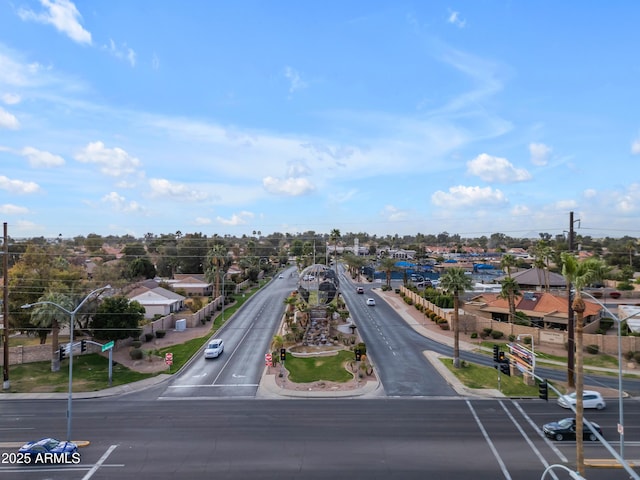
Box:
(75, 141, 142, 177)
(148, 178, 209, 201)
(614, 183, 640, 213)
(101, 191, 145, 213)
(0, 107, 20, 129)
(431, 185, 507, 207)
(584, 189, 597, 198)
(284, 66, 307, 94)
(529, 142, 552, 166)
(103, 39, 137, 67)
(0, 175, 40, 194)
(632, 139, 640, 155)
(447, 10, 466, 28)
(510, 205, 530, 216)
(2, 93, 21, 105)
(552, 200, 578, 210)
(18, 0, 92, 45)
(380, 205, 409, 222)
(263, 176, 315, 196)
(467, 153, 531, 182)
(216, 211, 255, 226)
(0, 204, 30, 215)
(21, 146, 65, 167)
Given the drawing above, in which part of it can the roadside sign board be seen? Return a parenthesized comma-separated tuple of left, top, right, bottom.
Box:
(265, 353, 272, 366)
(165, 352, 173, 365)
(101, 340, 115, 352)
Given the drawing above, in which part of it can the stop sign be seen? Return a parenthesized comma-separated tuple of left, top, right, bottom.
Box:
(165, 352, 173, 365)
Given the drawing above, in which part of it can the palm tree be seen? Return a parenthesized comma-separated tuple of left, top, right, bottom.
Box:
(560, 253, 606, 477)
(330, 229, 341, 271)
(498, 277, 522, 323)
(380, 257, 398, 289)
(29, 291, 74, 372)
(500, 254, 517, 277)
(206, 244, 230, 299)
(440, 267, 473, 368)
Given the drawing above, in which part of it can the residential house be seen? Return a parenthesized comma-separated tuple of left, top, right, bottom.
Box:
(466, 291, 602, 330)
(129, 285, 186, 319)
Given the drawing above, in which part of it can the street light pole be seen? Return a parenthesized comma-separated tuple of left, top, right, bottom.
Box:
(22, 285, 111, 441)
(579, 290, 640, 461)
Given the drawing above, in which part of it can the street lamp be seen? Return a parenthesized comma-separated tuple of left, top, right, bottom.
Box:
(22, 285, 111, 441)
(579, 290, 640, 461)
(516, 333, 535, 376)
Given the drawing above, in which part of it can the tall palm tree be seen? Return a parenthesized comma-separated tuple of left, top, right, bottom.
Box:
(498, 277, 522, 323)
(560, 253, 606, 476)
(380, 257, 398, 289)
(500, 254, 517, 277)
(330, 229, 341, 271)
(440, 267, 473, 368)
(206, 244, 230, 299)
(29, 291, 74, 372)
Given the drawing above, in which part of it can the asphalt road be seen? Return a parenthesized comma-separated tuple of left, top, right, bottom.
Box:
(2, 397, 640, 480)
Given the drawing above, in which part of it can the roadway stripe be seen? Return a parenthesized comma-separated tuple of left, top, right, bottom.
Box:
(512, 401, 567, 463)
(168, 384, 258, 388)
(501, 401, 559, 480)
(82, 444, 118, 480)
(466, 400, 512, 480)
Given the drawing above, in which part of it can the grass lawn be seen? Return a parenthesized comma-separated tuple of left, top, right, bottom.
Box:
(441, 358, 545, 397)
(285, 351, 354, 383)
(4, 354, 155, 393)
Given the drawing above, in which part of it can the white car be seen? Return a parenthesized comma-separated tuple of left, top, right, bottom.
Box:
(204, 339, 224, 359)
(366, 298, 376, 306)
(557, 390, 606, 410)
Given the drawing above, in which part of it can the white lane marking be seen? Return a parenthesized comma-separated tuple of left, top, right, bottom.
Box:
(169, 384, 258, 388)
(466, 400, 512, 480)
(512, 401, 567, 463)
(211, 320, 257, 385)
(501, 401, 559, 480)
(82, 444, 119, 480)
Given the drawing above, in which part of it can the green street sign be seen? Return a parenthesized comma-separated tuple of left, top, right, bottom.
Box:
(101, 340, 115, 352)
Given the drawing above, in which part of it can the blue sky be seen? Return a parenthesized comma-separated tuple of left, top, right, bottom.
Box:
(1, 1, 639, 240)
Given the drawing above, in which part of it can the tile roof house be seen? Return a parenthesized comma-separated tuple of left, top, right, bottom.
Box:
(129, 285, 186, 319)
(169, 274, 213, 297)
(468, 291, 602, 329)
(496, 268, 566, 289)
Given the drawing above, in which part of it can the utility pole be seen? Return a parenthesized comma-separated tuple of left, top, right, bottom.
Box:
(567, 211, 575, 388)
(2, 222, 10, 390)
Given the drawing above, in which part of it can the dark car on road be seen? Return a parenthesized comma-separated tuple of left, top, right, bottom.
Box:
(542, 417, 602, 441)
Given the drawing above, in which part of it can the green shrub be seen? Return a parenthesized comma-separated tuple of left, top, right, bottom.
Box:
(585, 344, 599, 354)
(470, 332, 478, 339)
(624, 351, 635, 361)
(144, 333, 154, 342)
(129, 348, 144, 360)
(131, 340, 142, 349)
(155, 330, 166, 338)
(490, 330, 504, 339)
(483, 327, 493, 336)
(404, 297, 413, 305)
(599, 318, 614, 331)
(508, 334, 516, 342)
(439, 323, 450, 330)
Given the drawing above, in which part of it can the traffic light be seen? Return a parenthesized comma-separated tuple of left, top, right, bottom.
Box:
(80, 339, 87, 353)
(59, 346, 66, 361)
(493, 345, 499, 363)
(498, 351, 506, 362)
(499, 362, 510, 376)
(355, 349, 362, 361)
(539, 380, 548, 401)
(280, 348, 286, 361)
